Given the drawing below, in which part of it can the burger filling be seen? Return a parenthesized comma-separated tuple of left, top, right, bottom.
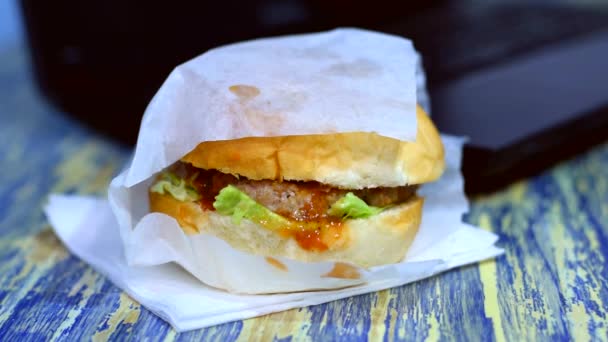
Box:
(150, 161, 418, 251)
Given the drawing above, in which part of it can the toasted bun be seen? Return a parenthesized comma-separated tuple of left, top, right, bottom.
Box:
(149, 191, 423, 268)
(181, 106, 444, 189)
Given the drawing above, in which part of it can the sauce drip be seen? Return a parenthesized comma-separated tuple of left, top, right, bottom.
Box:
(294, 229, 327, 252)
(282, 217, 343, 252)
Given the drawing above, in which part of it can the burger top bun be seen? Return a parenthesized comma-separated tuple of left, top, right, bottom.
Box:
(182, 106, 444, 189)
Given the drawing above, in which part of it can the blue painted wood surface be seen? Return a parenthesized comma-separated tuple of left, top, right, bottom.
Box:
(1, 44, 607, 341)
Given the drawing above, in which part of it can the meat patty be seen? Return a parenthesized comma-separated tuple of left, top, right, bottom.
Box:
(169, 161, 418, 221)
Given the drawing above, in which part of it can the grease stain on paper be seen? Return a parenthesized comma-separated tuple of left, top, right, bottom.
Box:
(322, 262, 361, 279)
(265, 257, 288, 271)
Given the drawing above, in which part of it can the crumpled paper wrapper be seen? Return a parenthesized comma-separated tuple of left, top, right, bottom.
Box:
(124, 28, 423, 188)
(44, 28, 503, 330)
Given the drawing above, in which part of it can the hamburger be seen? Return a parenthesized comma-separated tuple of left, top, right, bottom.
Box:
(147, 105, 444, 268)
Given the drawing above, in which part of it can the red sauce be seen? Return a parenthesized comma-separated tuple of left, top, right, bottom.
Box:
(199, 198, 214, 211)
(170, 162, 347, 251)
(281, 218, 343, 252)
(186, 166, 237, 211)
(294, 229, 327, 252)
(287, 185, 345, 251)
(285, 181, 336, 222)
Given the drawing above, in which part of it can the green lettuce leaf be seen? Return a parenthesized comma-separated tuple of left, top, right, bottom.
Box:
(328, 192, 383, 219)
(150, 172, 200, 202)
(213, 185, 290, 230)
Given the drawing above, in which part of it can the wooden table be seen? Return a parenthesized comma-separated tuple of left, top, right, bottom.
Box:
(1, 45, 607, 341)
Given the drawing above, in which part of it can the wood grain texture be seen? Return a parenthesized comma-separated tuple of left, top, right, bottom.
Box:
(1, 45, 607, 341)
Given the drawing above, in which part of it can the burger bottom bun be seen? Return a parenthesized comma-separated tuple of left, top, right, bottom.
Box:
(149, 191, 423, 269)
